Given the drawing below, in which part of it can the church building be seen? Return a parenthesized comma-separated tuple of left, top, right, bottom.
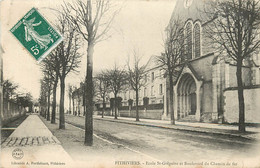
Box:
(163, 0, 260, 123)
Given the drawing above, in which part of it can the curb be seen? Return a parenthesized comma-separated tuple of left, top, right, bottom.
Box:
(93, 117, 257, 142)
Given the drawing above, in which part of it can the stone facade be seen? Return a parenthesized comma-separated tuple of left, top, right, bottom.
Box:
(104, 56, 166, 119)
(223, 87, 260, 123)
(162, 0, 260, 123)
(117, 56, 165, 106)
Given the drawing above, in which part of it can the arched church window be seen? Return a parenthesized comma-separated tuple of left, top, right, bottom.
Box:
(186, 22, 193, 60)
(194, 22, 201, 58)
(180, 30, 185, 63)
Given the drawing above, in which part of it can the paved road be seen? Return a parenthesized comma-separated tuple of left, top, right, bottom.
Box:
(64, 115, 259, 164)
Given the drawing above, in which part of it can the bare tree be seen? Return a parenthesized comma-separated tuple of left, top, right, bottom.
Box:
(68, 84, 73, 114)
(127, 50, 146, 121)
(54, 13, 81, 129)
(41, 66, 54, 121)
(204, 0, 260, 132)
(77, 87, 82, 116)
(95, 71, 110, 118)
(39, 79, 48, 117)
(72, 86, 76, 115)
(63, 0, 119, 145)
(106, 65, 127, 120)
(41, 49, 60, 124)
(157, 18, 185, 125)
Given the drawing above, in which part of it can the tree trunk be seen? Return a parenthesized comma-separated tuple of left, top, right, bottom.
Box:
(83, 84, 86, 116)
(59, 76, 66, 129)
(78, 98, 80, 116)
(102, 97, 105, 118)
(169, 74, 175, 125)
(85, 42, 94, 146)
(135, 90, 139, 121)
(69, 94, 71, 114)
(236, 59, 245, 132)
(72, 97, 75, 115)
(47, 87, 51, 121)
(114, 95, 117, 119)
(51, 76, 58, 124)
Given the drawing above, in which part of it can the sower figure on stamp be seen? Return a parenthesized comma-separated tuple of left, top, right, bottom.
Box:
(23, 17, 53, 50)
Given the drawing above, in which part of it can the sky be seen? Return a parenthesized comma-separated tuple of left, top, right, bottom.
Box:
(1, 0, 176, 106)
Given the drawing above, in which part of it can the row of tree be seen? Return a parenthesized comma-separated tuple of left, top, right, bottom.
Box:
(93, 53, 147, 121)
(3, 79, 33, 109)
(39, 11, 81, 128)
(68, 51, 147, 121)
(39, 0, 116, 146)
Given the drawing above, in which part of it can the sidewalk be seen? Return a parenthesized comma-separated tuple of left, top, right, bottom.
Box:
(1, 114, 73, 168)
(93, 115, 260, 141)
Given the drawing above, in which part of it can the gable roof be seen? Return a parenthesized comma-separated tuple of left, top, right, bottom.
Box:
(144, 55, 163, 72)
(169, 0, 213, 27)
(173, 62, 204, 85)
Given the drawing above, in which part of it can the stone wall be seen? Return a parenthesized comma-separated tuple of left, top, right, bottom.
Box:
(190, 53, 214, 81)
(1, 99, 26, 126)
(119, 109, 163, 120)
(223, 87, 260, 123)
(97, 109, 163, 120)
(202, 82, 213, 115)
(228, 65, 251, 87)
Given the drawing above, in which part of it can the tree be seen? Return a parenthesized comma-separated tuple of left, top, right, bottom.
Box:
(3, 79, 18, 100)
(72, 86, 76, 115)
(127, 50, 146, 121)
(23, 93, 33, 110)
(54, 13, 81, 129)
(39, 79, 48, 117)
(76, 87, 82, 116)
(68, 84, 73, 114)
(63, 0, 119, 145)
(204, 0, 260, 132)
(95, 71, 110, 118)
(41, 49, 60, 124)
(106, 65, 127, 120)
(46, 75, 53, 121)
(17, 94, 33, 108)
(157, 18, 185, 125)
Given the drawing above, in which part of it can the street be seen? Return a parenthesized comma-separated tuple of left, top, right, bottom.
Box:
(63, 115, 259, 163)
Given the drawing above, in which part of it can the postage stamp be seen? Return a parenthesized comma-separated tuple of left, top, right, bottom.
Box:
(10, 8, 62, 62)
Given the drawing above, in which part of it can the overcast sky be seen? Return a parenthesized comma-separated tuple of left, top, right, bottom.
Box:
(1, 0, 176, 104)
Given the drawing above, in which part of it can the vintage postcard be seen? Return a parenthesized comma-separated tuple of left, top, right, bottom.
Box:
(1, 0, 260, 167)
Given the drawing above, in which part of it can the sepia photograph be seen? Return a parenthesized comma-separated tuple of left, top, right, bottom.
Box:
(0, 0, 260, 167)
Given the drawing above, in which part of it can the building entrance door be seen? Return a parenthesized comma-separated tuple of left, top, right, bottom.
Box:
(177, 73, 197, 118)
(190, 93, 196, 115)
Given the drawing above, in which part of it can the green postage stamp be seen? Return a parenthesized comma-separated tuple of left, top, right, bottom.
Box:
(10, 8, 62, 62)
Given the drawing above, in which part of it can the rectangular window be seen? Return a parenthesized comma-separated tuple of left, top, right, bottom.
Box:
(151, 72, 154, 82)
(124, 92, 127, 100)
(159, 84, 163, 95)
(144, 87, 147, 97)
(151, 86, 154, 96)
